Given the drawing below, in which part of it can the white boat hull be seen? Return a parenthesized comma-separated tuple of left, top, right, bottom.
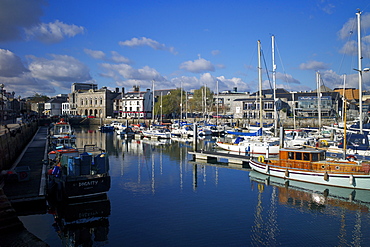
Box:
(249, 160, 370, 190)
(216, 142, 279, 156)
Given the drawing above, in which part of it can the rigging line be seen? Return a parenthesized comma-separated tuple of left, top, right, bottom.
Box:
(261, 49, 273, 91)
(275, 41, 292, 91)
(261, 48, 282, 125)
(337, 17, 356, 75)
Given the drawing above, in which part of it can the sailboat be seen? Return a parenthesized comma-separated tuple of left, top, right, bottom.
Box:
(215, 40, 280, 156)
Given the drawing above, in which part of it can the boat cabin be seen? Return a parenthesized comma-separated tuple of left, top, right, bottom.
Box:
(279, 147, 326, 162)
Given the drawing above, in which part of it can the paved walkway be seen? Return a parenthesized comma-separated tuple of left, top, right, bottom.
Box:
(0, 125, 50, 246)
(2, 126, 49, 202)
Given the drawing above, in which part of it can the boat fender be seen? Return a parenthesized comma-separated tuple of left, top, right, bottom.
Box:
(258, 155, 265, 163)
(349, 174, 354, 185)
(324, 172, 329, 181)
(346, 155, 357, 161)
(285, 169, 289, 177)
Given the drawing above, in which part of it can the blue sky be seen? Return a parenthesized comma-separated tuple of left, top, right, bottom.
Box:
(1, 0, 370, 98)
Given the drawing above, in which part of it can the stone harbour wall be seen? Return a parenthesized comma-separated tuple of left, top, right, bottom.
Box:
(0, 121, 38, 171)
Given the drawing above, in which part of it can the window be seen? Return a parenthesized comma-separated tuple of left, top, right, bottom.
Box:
(303, 153, 310, 161)
(296, 152, 302, 160)
(288, 152, 294, 159)
(312, 153, 319, 161)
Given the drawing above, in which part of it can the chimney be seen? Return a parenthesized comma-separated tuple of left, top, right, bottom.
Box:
(116, 87, 119, 93)
(122, 87, 125, 94)
(234, 87, 237, 92)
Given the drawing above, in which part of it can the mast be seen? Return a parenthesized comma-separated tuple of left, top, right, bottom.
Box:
(216, 79, 219, 126)
(258, 40, 263, 130)
(272, 35, 278, 136)
(342, 74, 346, 123)
(357, 10, 363, 134)
(316, 72, 322, 128)
(152, 80, 155, 123)
(180, 80, 183, 121)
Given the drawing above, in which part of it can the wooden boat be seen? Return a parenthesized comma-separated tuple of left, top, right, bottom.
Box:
(249, 146, 370, 190)
(47, 145, 111, 201)
(249, 170, 370, 211)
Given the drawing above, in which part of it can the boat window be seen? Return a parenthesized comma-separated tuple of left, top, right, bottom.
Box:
(311, 153, 319, 161)
(303, 153, 310, 161)
(320, 153, 326, 160)
(296, 152, 302, 160)
(288, 152, 294, 159)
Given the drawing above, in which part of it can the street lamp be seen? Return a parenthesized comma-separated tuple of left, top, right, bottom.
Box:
(353, 67, 370, 134)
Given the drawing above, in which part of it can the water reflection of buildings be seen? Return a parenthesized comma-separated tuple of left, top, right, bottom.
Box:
(74, 127, 110, 151)
(249, 171, 370, 246)
(49, 194, 111, 246)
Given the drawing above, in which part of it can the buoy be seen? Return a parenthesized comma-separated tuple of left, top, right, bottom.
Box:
(346, 155, 357, 161)
(258, 155, 265, 163)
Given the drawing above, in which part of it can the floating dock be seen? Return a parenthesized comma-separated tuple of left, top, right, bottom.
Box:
(188, 150, 251, 168)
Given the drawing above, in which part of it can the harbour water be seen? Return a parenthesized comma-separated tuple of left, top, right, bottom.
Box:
(19, 126, 370, 246)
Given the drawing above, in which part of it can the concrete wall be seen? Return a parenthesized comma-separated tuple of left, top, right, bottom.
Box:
(0, 122, 38, 171)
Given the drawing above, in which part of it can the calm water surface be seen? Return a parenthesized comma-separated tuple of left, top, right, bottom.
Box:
(20, 127, 370, 246)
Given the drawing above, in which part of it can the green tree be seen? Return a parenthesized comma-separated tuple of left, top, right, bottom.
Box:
(154, 88, 186, 117)
(189, 86, 213, 115)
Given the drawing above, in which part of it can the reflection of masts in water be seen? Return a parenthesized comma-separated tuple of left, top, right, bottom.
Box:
(352, 210, 362, 246)
(193, 164, 197, 190)
(215, 167, 218, 186)
(151, 152, 155, 194)
(338, 209, 347, 246)
(266, 186, 278, 245)
(180, 143, 183, 190)
(251, 183, 265, 246)
(202, 165, 207, 185)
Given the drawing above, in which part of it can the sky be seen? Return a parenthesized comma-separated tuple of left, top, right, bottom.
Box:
(1, 0, 370, 98)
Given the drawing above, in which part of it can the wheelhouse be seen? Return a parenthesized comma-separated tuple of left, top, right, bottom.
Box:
(279, 148, 326, 162)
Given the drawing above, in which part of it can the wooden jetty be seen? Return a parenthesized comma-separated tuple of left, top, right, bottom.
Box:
(188, 150, 251, 168)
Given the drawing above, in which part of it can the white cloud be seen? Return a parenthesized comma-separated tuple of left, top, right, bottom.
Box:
(25, 20, 85, 44)
(100, 63, 162, 80)
(119, 37, 177, 54)
(0, 0, 46, 42)
(111, 51, 131, 64)
(299, 60, 330, 70)
(84, 49, 106, 60)
(338, 12, 370, 40)
(180, 58, 215, 73)
(211, 50, 220, 56)
(170, 73, 250, 93)
(0, 73, 56, 97)
(28, 54, 91, 86)
(84, 49, 131, 64)
(317, 1, 335, 14)
(0, 49, 29, 77)
(276, 72, 301, 84)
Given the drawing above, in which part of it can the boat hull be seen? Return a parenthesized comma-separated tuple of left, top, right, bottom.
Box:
(249, 160, 370, 190)
(216, 142, 279, 156)
(49, 175, 111, 200)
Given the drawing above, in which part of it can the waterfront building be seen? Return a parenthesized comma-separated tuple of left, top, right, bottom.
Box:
(44, 95, 68, 117)
(74, 87, 120, 118)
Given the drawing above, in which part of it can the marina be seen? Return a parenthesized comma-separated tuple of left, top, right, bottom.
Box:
(1, 124, 370, 246)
